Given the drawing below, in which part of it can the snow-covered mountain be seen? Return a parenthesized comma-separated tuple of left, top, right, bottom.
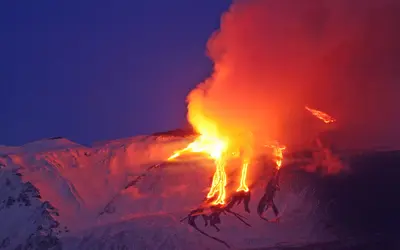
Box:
(0, 135, 398, 249)
(0, 158, 63, 249)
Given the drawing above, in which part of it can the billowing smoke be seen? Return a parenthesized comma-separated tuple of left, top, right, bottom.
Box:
(187, 0, 400, 150)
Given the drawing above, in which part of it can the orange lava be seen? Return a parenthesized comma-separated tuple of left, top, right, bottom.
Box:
(167, 134, 226, 161)
(266, 143, 286, 170)
(168, 111, 229, 205)
(236, 159, 249, 192)
(305, 106, 336, 124)
(206, 157, 228, 204)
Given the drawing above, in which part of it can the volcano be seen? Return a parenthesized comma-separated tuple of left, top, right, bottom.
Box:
(0, 133, 399, 249)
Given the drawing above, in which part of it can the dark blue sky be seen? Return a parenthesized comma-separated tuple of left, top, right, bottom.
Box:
(0, 0, 231, 146)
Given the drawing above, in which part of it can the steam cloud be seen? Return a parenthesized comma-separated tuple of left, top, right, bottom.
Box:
(187, 0, 400, 150)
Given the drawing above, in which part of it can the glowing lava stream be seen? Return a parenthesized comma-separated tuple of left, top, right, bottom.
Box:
(305, 106, 336, 124)
(167, 134, 226, 161)
(206, 157, 228, 204)
(167, 118, 229, 205)
(236, 160, 249, 192)
(266, 143, 286, 170)
(273, 145, 286, 170)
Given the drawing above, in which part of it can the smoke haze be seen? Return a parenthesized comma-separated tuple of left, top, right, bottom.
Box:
(187, 0, 400, 150)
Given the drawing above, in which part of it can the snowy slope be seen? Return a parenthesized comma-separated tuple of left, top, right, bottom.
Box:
(0, 160, 64, 249)
(1, 134, 393, 249)
(0, 146, 19, 156)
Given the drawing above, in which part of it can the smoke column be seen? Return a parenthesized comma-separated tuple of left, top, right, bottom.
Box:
(187, 0, 400, 150)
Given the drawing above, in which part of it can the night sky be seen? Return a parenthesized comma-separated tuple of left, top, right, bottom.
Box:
(0, 0, 231, 146)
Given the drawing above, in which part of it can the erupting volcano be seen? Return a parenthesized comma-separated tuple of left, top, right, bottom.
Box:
(164, 104, 339, 247)
(95, 0, 366, 246)
(157, 74, 340, 247)
(3, 0, 399, 249)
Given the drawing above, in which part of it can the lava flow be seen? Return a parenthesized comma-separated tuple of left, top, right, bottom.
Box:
(236, 159, 249, 192)
(255, 142, 286, 223)
(305, 106, 336, 124)
(265, 143, 286, 170)
(166, 119, 253, 205)
(167, 114, 230, 205)
(272, 144, 286, 170)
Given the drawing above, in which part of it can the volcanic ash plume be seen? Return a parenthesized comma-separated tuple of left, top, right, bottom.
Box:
(187, 0, 400, 150)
